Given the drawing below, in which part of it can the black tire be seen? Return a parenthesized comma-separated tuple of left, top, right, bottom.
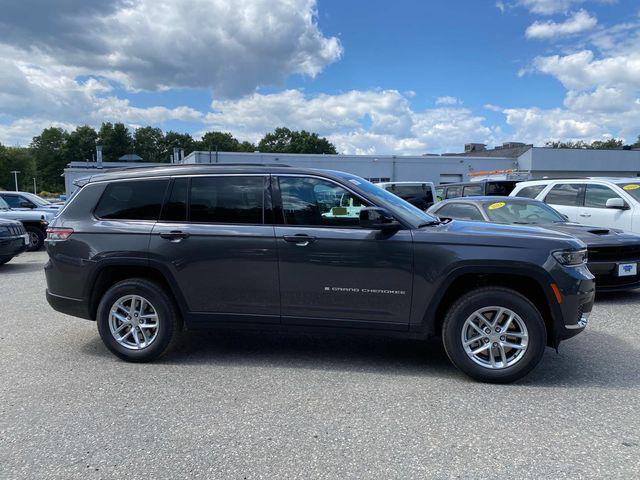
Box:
(0, 256, 12, 266)
(442, 287, 547, 384)
(25, 226, 45, 251)
(96, 278, 182, 362)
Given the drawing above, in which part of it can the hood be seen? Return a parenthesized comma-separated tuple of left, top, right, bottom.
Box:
(414, 219, 585, 250)
(536, 222, 640, 248)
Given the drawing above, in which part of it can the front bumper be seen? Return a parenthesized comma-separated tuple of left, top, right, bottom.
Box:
(551, 264, 595, 343)
(588, 260, 640, 292)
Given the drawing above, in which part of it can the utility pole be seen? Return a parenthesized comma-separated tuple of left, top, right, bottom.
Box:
(33, 178, 37, 194)
(10, 171, 20, 191)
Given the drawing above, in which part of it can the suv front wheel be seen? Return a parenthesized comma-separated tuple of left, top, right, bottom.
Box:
(442, 287, 546, 383)
(96, 278, 182, 362)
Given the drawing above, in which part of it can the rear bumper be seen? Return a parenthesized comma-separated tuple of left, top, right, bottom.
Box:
(0, 236, 28, 258)
(45, 289, 93, 320)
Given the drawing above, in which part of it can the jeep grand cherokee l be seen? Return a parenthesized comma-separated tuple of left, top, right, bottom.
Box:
(44, 165, 594, 383)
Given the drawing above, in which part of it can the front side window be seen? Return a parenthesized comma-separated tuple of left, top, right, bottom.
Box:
(0, 195, 27, 208)
(95, 180, 169, 220)
(544, 183, 583, 206)
(190, 176, 264, 224)
(435, 203, 484, 221)
(515, 185, 545, 199)
(584, 184, 623, 208)
(279, 177, 371, 227)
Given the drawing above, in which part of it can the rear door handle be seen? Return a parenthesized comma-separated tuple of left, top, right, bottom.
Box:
(283, 234, 316, 246)
(159, 230, 190, 242)
(579, 213, 591, 218)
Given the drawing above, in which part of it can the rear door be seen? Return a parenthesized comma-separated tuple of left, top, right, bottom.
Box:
(274, 175, 414, 328)
(581, 183, 633, 231)
(149, 175, 280, 323)
(543, 183, 584, 222)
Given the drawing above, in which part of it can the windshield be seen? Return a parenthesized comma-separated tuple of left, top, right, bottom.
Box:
(617, 183, 640, 202)
(23, 192, 51, 206)
(482, 200, 566, 224)
(335, 173, 438, 224)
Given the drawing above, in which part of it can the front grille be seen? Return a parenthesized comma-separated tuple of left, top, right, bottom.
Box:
(1, 224, 25, 237)
(588, 245, 640, 262)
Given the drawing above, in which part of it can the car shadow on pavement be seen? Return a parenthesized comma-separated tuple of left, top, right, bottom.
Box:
(81, 328, 640, 387)
(595, 289, 640, 304)
(0, 261, 43, 275)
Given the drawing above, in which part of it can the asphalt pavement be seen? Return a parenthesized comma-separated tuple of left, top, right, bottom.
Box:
(1, 251, 639, 479)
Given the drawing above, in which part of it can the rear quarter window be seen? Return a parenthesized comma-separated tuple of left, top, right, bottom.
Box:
(94, 180, 169, 220)
(514, 185, 546, 199)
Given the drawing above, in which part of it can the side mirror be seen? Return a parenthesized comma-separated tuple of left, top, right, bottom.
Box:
(605, 198, 628, 210)
(359, 207, 400, 231)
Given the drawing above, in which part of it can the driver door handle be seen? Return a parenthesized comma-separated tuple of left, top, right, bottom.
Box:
(579, 213, 591, 218)
(160, 230, 190, 242)
(283, 234, 316, 246)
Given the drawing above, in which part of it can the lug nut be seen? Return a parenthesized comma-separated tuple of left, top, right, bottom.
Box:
(492, 342, 498, 347)
(484, 328, 491, 334)
(484, 338, 489, 343)
(495, 327, 501, 333)
(500, 336, 506, 341)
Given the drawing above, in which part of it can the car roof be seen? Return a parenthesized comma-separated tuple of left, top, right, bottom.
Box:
(436, 196, 538, 205)
(376, 181, 433, 186)
(80, 164, 348, 184)
(516, 177, 640, 186)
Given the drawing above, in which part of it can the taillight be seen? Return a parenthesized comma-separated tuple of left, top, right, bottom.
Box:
(46, 228, 74, 241)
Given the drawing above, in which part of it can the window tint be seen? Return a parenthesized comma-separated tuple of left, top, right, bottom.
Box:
(482, 200, 565, 224)
(486, 182, 517, 195)
(436, 203, 484, 221)
(0, 195, 26, 208)
(279, 177, 371, 227)
(463, 184, 483, 197)
(515, 185, 545, 199)
(95, 180, 169, 220)
(190, 176, 264, 224)
(386, 185, 434, 209)
(161, 177, 188, 221)
(445, 186, 462, 199)
(585, 184, 622, 208)
(545, 183, 583, 206)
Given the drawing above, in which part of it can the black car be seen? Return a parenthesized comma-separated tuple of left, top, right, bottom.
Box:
(428, 196, 640, 291)
(436, 180, 519, 201)
(44, 165, 594, 383)
(0, 218, 28, 266)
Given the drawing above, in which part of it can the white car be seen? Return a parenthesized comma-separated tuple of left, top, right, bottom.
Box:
(510, 177, 640, 233)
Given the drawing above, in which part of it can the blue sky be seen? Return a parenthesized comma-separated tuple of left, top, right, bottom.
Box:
(0, 0, 639, 153)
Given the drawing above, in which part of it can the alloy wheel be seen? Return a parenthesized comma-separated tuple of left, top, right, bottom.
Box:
(108, 295, 160, 350)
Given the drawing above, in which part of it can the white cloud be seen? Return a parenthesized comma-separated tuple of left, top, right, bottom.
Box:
(525, 10, 597, 39)
(0, 0, 342, 97)
(435, 96, 463, 106)
(517, 0, 614, 15)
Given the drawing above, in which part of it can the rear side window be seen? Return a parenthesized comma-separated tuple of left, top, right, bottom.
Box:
(462, 184, 483, 197)
(486, 182, 517, 195)
(436, 203, 484, 221)
(445, 186, 462, 199)
(190, 176, 264, 224)
(544, 184, 583, 206)
(515, 185, 545, 199)
(95, 180, 169, 220)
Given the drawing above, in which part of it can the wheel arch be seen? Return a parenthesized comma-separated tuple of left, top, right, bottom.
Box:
(420, 265, 561, 347)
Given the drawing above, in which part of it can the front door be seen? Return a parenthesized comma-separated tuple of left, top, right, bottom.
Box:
(581, 183, 633, 231)
(274, 175, 413, 329)
(149, 175, 280, 323)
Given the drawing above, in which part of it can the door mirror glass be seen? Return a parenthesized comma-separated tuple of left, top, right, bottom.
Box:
(359, 207, 400, 230)
(605, 197, 627, 209)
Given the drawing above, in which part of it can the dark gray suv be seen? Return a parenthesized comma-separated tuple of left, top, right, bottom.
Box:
(44, 165, 595, 383)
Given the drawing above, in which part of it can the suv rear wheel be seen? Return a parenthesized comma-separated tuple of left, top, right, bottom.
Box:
(96, 278, 182, 362)
(442, 287, 546, 383)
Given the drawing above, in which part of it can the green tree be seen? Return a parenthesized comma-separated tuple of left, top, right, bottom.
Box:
(98, 122, 133, 162)
(134, 126, 165, 162)
(590, 139, 624, 149)
(630, 136, 640, 149)
(66, 125, 98, 162)
(30, 127, 69, 192)
(198, 131, 255, 152)
(163, 131, 197, 161)
(0, 144, 37, 192)
(258, 127, 337, 154)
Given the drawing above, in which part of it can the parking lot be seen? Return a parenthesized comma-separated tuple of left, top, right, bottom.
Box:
(0, 251, 638, 478)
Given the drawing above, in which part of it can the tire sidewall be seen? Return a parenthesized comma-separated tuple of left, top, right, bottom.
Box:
(96, 280, 177, 362)
(25, 226, 44, 251)
(443, 288, 547, 383)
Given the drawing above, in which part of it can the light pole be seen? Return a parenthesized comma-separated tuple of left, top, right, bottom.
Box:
(10, 171, 20, 191)
(33, 178, 37, 194)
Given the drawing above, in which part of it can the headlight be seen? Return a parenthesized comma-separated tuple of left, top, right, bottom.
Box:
(553, 248, 588, 266)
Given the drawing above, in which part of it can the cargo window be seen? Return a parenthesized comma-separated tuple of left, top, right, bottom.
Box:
(94, 180, 169, 220)
(189, 176, 264, 224)
(462, 185, 483, 197)
(515, 185, 545, 199)
(486, 182, 517, 195)
(445, 186, 462, 199)
(545, 184, 583, 206)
